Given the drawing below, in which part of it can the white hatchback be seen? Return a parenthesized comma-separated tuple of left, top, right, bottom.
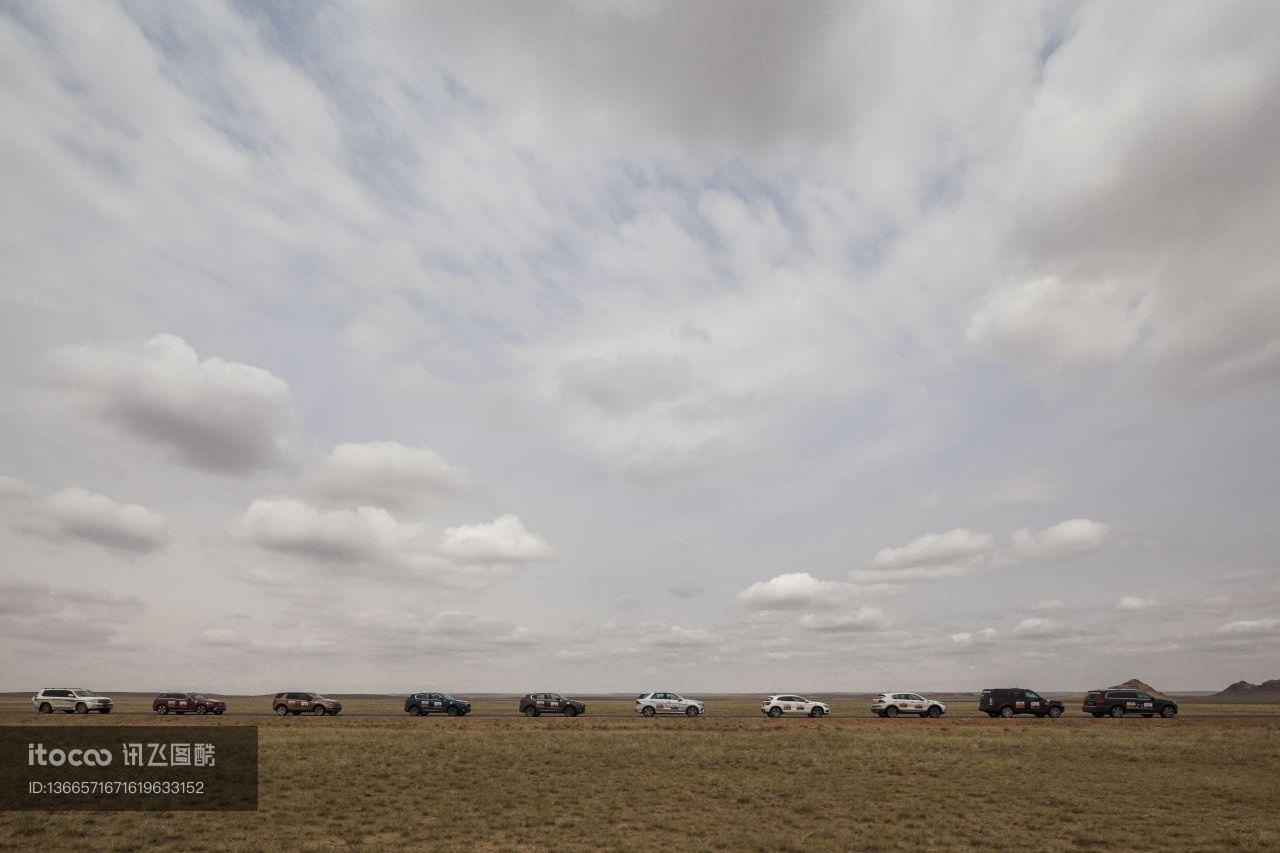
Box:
(871, 692, 945, 718)
(761, 695, 830, 717)
(635, 692, 705, 717)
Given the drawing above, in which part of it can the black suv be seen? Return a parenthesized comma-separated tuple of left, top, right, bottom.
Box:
(1083, 689, 1178, 718)
(979, 687, 1064, 718)
(519, 693, 585, 717)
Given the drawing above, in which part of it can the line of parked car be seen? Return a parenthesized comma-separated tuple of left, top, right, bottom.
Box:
(27, 686, 1179, 719)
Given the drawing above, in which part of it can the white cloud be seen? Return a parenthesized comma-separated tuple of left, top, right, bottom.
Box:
(1006, 518, 1109, 562)
(1116, 596, 1156, 611)
(238, 500, 551, 574)
(1214, 618, 1279, 636)
(798, 608, 890, 633)
(1013, 617, 1057, 637)
(870, 528, 994, 569)
(950, 627, 997, 646)
(237, 498, 429, 566)
(37, 487, 168, 554)
(311, 441, 471, 509)
(51, 335, 293, 473)
(438, 513, 553, 564)
(968, 276, 1142, 378)
(851, 528, 993, 581)
(736, 572, 857, 612)
(635, 623, 716, 650)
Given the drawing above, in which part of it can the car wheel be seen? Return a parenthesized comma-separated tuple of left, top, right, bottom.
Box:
(1110, 705, 1125, 718)
(885, 706, 899, 718)
(563, 706, 577, 717)
(810, 707, 825, 718)
(74, 702, 87, 714)
(157, 705, 169, 715)
(409, 706, 421, 716)
(38, 702, 52, 714)
(523, 706, 537, 717)
(313, 705, 327, 716)
(927, 706, 942, 718)
(999, 706, 1014, 718)
(447, 705, 461, 717)
(642, 706, 656, 717)
(686, 706, 700, 717)
(768, 706, 783, 718)
(275, 705, 288, 716)
(1048, 706, 1063, 718)
(196, 706, 207, 715)
(1160, 705, 1177, 718)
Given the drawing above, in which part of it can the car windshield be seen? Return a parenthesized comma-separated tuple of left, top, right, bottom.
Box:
(443, 695, 456, 701)
(192, 694, 207, 700)
(311, 695, 327, 701)
(78, 691, 100, 697)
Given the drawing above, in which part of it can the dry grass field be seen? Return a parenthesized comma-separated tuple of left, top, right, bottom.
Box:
(2, 710, 1279, 851)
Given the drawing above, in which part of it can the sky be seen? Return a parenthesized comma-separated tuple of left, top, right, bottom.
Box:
(1, 0, 1278, 694)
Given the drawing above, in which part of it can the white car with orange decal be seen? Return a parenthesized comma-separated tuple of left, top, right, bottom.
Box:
(871, 692, 946, 718)
(635, 692, 705, 717)
(761, 695, 830, 717)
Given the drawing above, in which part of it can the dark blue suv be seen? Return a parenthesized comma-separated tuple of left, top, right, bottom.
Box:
(405, 692, 471, 717)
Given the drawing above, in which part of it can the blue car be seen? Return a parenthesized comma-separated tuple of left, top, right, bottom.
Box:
(405, 692, 472, 717)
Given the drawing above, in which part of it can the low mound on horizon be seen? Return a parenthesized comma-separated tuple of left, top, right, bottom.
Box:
(1108, 678, 1168, 697)
(1205, 679, 1280, 703)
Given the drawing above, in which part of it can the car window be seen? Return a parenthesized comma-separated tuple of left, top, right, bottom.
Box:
(1026, 691, 1040, 700)
(908, 694, 924, 701)
(1136, 692, 1151, 700)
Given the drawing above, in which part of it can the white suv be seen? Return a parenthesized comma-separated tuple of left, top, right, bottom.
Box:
(871, 692, 945, 718)
(635, 692, 705, 717)
(33, 688, 114, 714)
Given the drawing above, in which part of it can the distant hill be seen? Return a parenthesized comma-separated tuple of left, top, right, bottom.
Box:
(1108, 678, 1168, 697)
(1205, 679, 1280, 703)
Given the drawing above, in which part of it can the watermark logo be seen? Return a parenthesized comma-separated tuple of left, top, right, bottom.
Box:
(27, 744, 113, 767)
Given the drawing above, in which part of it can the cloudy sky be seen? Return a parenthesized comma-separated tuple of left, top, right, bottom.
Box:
(1, 0, 1278, 694)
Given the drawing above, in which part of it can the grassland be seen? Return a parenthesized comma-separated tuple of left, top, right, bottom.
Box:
(2, 711, 1279, 851)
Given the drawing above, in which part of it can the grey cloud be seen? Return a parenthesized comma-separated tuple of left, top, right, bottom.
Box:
(558, 354, 695, 417)
(668, 581, 706, 599)
(0, 581, 145, 645)
(50, 335, 293, 474)
(987, 1, 1280, 393)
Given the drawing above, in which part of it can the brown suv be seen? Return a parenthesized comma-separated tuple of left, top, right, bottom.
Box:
(272, 692, 342, 716)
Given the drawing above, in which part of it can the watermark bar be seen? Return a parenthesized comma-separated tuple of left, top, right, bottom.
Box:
(0, 726, 258, 811)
